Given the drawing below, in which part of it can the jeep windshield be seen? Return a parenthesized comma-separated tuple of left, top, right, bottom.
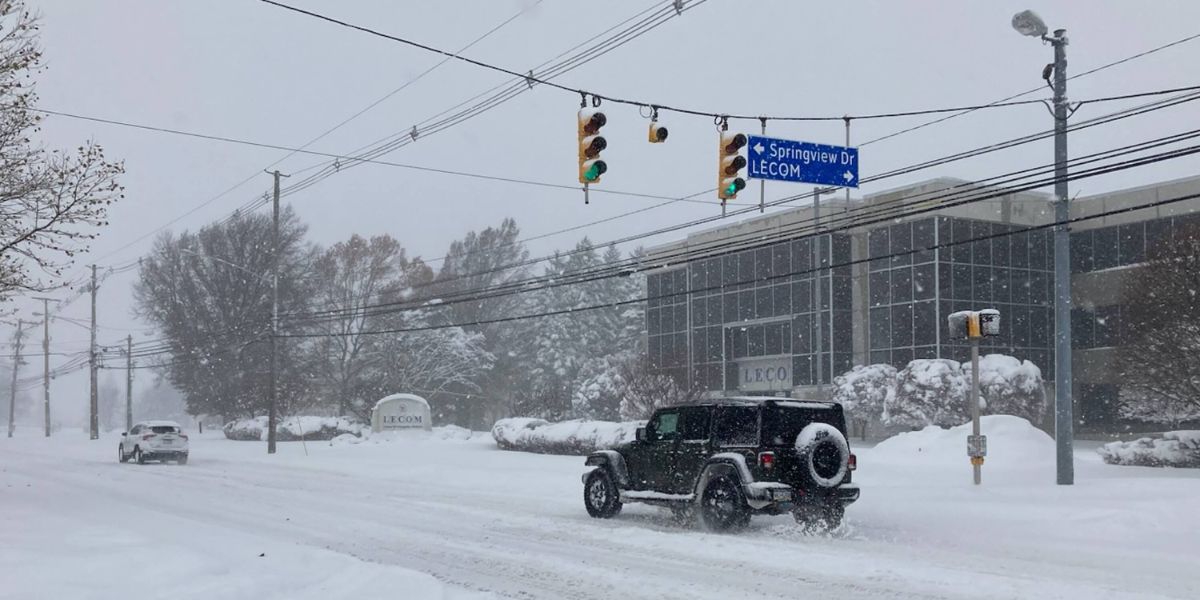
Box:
(761, 403, 847, 447)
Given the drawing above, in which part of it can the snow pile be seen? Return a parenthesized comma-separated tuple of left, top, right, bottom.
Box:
(1097, 430, 1200, 468)
(873, 415, 1054, 467)
(491, 417, 642, 455)
(329, 425, 475, 446)
(224, 416, 365, 441)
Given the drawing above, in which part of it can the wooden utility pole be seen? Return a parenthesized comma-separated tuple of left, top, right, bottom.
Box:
(89, 264, 99, 440)
(33, 297, 58, 437)
(8, 320, 23, 438)
(268, 170, 283, 454)
(125, 334, 133, 432)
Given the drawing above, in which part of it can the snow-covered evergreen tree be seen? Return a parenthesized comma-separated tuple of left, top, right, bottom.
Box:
(832, 364, 896, 439)
(886, 359, 970, 428)
(973, 354, 1046, 424)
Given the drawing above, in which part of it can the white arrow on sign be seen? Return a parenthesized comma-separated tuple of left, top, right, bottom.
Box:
(843, 170, 854, 183)
(752, 142, 765, 155)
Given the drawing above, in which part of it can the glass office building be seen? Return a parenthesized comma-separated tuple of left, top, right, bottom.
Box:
(645, 175, 1200, 428)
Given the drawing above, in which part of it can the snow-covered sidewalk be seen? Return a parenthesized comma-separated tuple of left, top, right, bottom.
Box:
(1, 420, 1197, 599)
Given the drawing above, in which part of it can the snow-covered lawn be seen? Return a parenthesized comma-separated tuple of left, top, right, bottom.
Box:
(1, 418, 1197, 599)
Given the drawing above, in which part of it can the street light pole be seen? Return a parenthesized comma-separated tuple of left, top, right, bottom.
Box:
(1048, 28, 1074, 486)
(1013, 10, 1073, 485)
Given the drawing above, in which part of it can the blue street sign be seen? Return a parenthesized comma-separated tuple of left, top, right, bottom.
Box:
(747, 135, 859, 188)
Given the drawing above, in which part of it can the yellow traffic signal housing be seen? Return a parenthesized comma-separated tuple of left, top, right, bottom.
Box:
(647, 121, 668, 143)
(717, 131, 747, 200)
(578, 108, 608, 184)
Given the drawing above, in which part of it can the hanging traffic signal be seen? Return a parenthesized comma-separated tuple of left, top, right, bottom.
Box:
(578, 108, 608, 184)
(718, 130, 747, 200)
(647, 121, 668, 143)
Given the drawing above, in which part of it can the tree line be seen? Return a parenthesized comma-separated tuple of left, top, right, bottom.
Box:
(134, 212, 684, 429)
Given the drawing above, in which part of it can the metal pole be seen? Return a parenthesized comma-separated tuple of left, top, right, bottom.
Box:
(971, 339, 982, 485)
(812, 188, 823, 396)
(89, 264, 99, 440)
(759, 118, 766, 214)
(844, 117, 852, 218)
(1050, 29, 1074, 485)
(125, 334, 133, 432)
(8, 320, 23, 438)
(269, 170, 281, 455)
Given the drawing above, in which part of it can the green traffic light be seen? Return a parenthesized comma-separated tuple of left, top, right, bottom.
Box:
(724, 182, 738, 195)
(585, 166, 601, 182)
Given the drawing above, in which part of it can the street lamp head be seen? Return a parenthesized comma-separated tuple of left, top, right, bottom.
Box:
(1011, 9, 1048, 38)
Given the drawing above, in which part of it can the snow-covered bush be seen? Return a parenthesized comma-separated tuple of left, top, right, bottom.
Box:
(1119, 389, 1200, 430)
(886, 359, 971, 428)
(973, 354, 1046, 425)
(832, 364, 896, 439)
(491, 417, 642, 455)
(1097, 431, 1200, 468)
(223, 416, 365, 441)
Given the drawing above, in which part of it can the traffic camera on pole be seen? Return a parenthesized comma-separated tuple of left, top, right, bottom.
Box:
(717, 128, 747, 202)
(578, 108, 608, 184)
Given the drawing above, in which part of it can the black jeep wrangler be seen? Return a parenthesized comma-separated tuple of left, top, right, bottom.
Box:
(582, 397, 859, 531)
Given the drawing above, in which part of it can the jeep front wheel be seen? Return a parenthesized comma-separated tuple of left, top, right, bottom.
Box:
(583, 469, 622, 519)
(699, 477, 749, 532)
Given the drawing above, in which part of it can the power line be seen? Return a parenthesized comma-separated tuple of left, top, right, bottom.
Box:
(861, 31, 1200, 147)
(275, 185, 1200, 339)
(115, 137, 1200, 360)
(282, 138, 1200, 328)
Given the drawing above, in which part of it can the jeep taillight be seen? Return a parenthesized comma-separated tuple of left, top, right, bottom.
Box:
(848, 453, 857, 471)
(179, 434, 188, 440)
(142, 434, 154, 441)
(758, 451, 775, 470)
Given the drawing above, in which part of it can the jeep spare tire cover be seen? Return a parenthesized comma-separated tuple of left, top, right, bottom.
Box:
(794, 423, 849, 488)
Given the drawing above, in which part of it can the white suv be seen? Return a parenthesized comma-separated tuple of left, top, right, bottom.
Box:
(119, 421, 189, 465)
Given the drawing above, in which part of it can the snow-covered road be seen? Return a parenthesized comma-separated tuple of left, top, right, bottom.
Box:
(2, 421, 1197, 600)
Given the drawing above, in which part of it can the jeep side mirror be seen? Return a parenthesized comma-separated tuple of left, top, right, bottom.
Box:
(635, 427, 647, 443)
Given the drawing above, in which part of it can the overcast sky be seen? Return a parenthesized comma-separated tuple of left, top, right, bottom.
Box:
(12, 0, 1200, 426)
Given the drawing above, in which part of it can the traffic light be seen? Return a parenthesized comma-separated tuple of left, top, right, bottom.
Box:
(717, 130, 747, 200)
(578, 108, 608, 184)
(647, 121, 668, 143)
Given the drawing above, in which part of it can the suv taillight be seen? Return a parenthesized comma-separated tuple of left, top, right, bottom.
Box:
(758, 451, 775, 470)
(142, 434, 154, 441)
(179, 434, 188, 440)
(848, 453, 857, 471)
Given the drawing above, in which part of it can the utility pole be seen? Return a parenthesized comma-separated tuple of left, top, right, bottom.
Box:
(33, 297, 58, 437)
(1049, 29, 1074, 486)
(89, 264, 99, 440)
(8, 320, 23, 438)
(268, 170, 283, 454)
(1012, 7, 1073, 487)
(969, 338, 982, 485)
(125, 334, 133, 432)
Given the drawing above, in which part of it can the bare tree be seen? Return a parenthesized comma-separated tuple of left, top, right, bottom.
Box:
(304, 234, 426, 415)
(0, 3, 123, 297)
(134, 209, 313, 419)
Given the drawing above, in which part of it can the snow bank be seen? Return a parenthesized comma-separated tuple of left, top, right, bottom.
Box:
(873, 415, 1054, 467)
(491, 417, 642, 455)
(224, 416, 366, 441)
(1097, 430, 1200, 468)
(329, 425, 475, 446)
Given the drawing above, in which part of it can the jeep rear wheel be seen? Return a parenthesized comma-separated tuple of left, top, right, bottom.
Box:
(584, 469, 622, 518)
(699, 477, 749, 532)
(793, 501, 844, 533)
